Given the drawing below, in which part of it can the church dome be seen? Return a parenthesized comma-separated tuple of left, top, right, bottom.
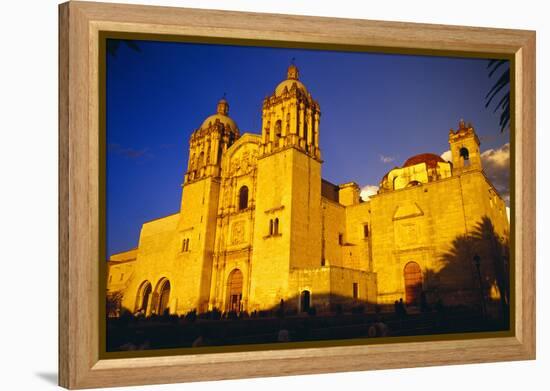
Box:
(274, 64, 309, 96)
(199, 98, 239, 130)
(403, 153, 445, 169)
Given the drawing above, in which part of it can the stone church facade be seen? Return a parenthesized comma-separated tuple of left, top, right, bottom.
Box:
(107, 65, 510, 316)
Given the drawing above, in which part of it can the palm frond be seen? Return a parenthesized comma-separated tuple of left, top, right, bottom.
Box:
(485, 59, 511, 133)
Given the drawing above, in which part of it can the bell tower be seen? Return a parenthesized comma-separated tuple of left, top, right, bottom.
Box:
(260, 64, 321, 160)
(449, 119, 482, 174)
(184, 97, 239, 185)
(249, 64, 323, 310)
(177, 98, 240, 312)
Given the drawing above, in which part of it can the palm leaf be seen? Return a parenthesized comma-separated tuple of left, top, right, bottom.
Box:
(107, 39, 141, 58)
(485, 59, 510, 133)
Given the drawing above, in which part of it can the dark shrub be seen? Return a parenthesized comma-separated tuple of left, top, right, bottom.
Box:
(351, 305, 365, 314)
(185, 309, 197, 323)
(227, 311, 238, 320)
(210, 308, 222, 320)
(239, 311, 250, 319)
(285, 308, 298, 317)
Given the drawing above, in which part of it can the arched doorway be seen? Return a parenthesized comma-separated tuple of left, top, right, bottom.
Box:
(300, 290, 311, 312)
(154, 278, 171, 315)
(227, 269, 243, 312)
(135, 281, 152, 314)
(404, 262, 422, 306)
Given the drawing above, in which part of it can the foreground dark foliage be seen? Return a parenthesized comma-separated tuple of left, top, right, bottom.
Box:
(107, 304, 508, 352)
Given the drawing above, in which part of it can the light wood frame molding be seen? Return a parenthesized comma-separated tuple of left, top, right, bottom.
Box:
(59, 1, 536, 389)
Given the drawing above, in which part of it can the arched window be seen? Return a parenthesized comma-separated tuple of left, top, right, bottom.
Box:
(300, 290, 311, 312)
(135, 281, 152, 314)
(265, 121, 271, 142)
(460, 147, 470, 167)
(182, 238, 190, 252)
(205, 142, 211, 164)
(404, 262, 422, 306)
(274, 218, 279, 235)
(274, 119, 282, 147)
(238, 186, 249, 211)
(460, 147, 470, 160)
(286, 113, 290, 133)
(198, 151, 205, 168)
(227, 269, 243, 312)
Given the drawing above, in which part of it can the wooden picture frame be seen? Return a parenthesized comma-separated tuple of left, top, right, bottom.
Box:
(59, 1, 536, 389)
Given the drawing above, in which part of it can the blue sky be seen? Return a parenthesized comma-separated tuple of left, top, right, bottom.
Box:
(106, 39, 510, 257)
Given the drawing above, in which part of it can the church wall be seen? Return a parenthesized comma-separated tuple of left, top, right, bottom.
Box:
(248, 149, 294, 311)
(175, 177, 221, 313)
(370, 170, 509, 306)
(107, 249, 137, 293)
(391, 164, 430, 190)
(328, 267, 374, 309)
(118, 213, 180, 313)
(288, 267, 331, 312)
(288, 266, 376, 312)
(459, 170, 509, 238)
(210, 136, 260, 312)
(107, 261, 136, 294)
(321, 198, 345, 267)
(344, 201, 373, 272)
(289, 149, 323, 269)
(369, 176, 469, 305)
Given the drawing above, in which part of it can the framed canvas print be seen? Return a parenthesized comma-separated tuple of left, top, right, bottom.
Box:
(58, 1, 536, 389)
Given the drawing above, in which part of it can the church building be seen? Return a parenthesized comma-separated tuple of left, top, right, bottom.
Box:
(107, 64, 510, 316)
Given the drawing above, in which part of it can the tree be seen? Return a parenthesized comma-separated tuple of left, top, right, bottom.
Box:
(107, 39, 141, 58)
(485, 59, 510, 133)
(106, 291, 124, 317)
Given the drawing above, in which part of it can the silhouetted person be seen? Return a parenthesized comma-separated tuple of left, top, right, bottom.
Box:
(398, 298, 407, 318)
(276, 299, 285, 318)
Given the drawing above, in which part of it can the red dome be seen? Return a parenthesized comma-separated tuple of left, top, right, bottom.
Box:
(403, 153, 445, 169)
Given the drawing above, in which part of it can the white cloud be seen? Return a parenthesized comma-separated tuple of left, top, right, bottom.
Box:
(440, 150, 452, 162)
(360, 185, 379, 201)
(379, 155, 395, 164)
(481, 143, 510, 168)
(439, 144, 510, 206)
(481, 143, 510, 205)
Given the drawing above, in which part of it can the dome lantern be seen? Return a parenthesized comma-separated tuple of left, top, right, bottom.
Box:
(287, 63, 299, 80)
(216, 97, 229, 116)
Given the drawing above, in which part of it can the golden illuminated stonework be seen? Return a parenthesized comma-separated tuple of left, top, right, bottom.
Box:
(107, 65, 510, 317)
